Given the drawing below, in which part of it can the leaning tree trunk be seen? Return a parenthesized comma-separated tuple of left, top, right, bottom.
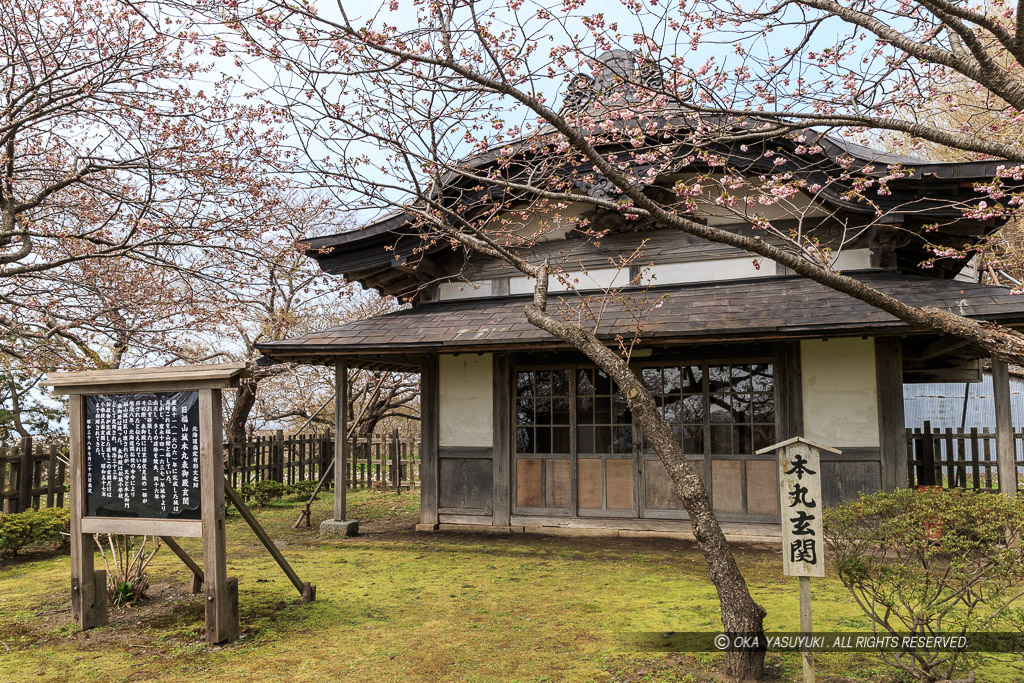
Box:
(524, 273, 767, 679)
(227, 379, 258, 443)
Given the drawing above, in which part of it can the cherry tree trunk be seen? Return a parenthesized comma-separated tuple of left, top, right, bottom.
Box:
(523, 301, 767, 679)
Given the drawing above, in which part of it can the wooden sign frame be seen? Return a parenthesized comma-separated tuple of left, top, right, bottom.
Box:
(44, 364, 247, 643)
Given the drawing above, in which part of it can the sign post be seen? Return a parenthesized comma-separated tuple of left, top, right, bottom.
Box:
(44, 364, 247, 643)
(756, 437, 840, 683)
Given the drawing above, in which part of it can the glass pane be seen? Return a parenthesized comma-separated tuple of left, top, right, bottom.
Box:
(595, 369, 612, 395)
(665, 366, 683, 393)
(753, 425, 776, 451)
(708, 365, 730, 393)
(681, 394, 704, 422)
(536, 370, 551, 396)
(730, 365, 752, 392)
(682, 425, 704, 453)
(577, 395, 594, 423)
(753, 393, 774, 423)
(709, 395, 731, 423)
(553, 426, 570, 453)
(731, 395, 751, 423)
(660, 395, 681, 423)
(535, 398, 551, 425)
(680, 366, 702, 393)
(577, 426, 595, 453)
(577, 369, 594, 396)
(594, 396, 612, 424)
(733, 425, 752, 454)
(516, 399, 533, 426)
(516, 427, 533, 453)
(710, 425, 731, 453)
(552, 397, 570, 425)
(552, 369, 570, 396)
(535, 427, 551, 454)
(516, 372, 533, 397)
(642, 367, 663, 393)
(751, 363, 774, 393)
(596, 426, 613, 454)
(613, 396, 629, 424)
(614, 426, 633, 454)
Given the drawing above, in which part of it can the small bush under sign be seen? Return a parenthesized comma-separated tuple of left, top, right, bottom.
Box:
(824, 488, 1024, 682)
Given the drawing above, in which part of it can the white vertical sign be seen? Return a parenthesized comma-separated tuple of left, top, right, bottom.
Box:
(777, 442, 825, 578)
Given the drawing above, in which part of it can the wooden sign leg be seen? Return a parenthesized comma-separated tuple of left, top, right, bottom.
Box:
(200, 389, 239, 644)
(68, 394, 107, 629)
(799, 576, 815, 683)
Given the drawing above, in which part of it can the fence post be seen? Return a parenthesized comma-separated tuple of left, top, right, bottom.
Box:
(391, 429, 400, 491)
(18, 435, 33, 512)
(275, 430, 285, 483)
(920, 421, 936, 487)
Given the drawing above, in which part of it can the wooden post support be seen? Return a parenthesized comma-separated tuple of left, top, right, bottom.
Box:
(68, 396, 107, 629)
(492, 353, 511, 528)
(799, 576, 815, 683)
(992, 358, 1018, 498)
(200, 388, 239, 644)
(224, 479, 316, 602)
(161, 536, 204, 594)
(334, 359, 348, 522)
(418, 356, 440, 530)
(875, 337, 906, 491)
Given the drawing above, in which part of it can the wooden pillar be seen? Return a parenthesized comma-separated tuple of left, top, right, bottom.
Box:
(334, 359, 348, 521)
(492, 353, 511, 527)
(419, 356, 440, 529)
(992, 358, 1018, 498)
(200, 388, 238, 644)
(68, 395, 107, 629)
(776, 341, 803, 440)
(875, 337, 906, 491)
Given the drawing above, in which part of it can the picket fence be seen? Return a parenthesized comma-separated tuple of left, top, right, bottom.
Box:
(1, 431, 420, 513)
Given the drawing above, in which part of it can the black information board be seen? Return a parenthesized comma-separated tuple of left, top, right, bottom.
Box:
(84, 392, 201, 519)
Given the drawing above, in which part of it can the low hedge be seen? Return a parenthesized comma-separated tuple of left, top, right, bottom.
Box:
(0, 507, 70, 557)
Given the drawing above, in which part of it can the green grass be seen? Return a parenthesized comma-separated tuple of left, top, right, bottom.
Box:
(0, 489, 1019, 682)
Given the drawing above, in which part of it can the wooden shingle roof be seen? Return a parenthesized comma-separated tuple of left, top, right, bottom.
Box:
(256, 272, 1024, 365)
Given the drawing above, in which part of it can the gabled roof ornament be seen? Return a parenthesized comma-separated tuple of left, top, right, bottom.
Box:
(559, 49, 681, 117)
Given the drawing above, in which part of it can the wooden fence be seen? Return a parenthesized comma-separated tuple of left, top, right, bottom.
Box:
(2, 431, 420, 513)
(906, 421, 1024, 492)
(0, 437, 67, 513)
(224, 430, 420, 491)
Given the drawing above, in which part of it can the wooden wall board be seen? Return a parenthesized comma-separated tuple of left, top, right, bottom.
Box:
(821, 460, 881, 506)
(577, 458, 603, 509)
(712, 460, 744, 513)
(516, 458, 543, 508)
(745, 460, 779, 515)
(439, 458, 493, 511)
(546, 459, 571, 508)
(643, 460, 684, 510)
(605, 459, 634, 510)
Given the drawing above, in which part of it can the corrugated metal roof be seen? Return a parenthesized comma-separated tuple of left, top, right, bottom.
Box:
(904, 373, 1024, 429)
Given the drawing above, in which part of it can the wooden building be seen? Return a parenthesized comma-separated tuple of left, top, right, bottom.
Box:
(257, 55, 1024, 538)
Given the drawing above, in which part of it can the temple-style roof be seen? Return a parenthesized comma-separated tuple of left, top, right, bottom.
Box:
(256, 271, 1024, 367)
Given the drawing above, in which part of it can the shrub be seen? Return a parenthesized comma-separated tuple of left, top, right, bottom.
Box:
(824, 488, 1024, 682)
(289, 480, 319, 499)
(0, 507, 70, 556)
(240, 480, 290, 507)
